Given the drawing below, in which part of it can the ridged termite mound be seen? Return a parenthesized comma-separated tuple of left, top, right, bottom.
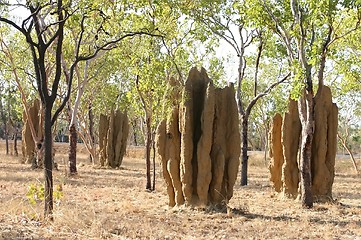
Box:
(269, 86, 338, 201)
(21, 99, 43, 164)
(268, 113, 284, 192)
(311, 86, 338, 201)
(98, 114, 109, 166)
(209, 85, 240, 204)
(156, 67, 240, 208)
(281, 99, 301, 198)
(98, 110, 129, 168)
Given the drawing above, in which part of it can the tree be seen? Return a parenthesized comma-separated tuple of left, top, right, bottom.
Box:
(337, 117, 360, 174)
(74, 57, 111, 165)
(0, 25, 36, 158)
(333, 90, 361, 173)
(0, 94, 9, 154)
(0, 0, 161, 219)
(67, 56, 107, 173)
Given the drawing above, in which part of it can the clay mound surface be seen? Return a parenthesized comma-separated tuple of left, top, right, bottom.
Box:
(156, 67, 240, 207)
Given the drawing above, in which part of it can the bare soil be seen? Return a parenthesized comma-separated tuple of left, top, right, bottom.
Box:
(0, 140, 360, 239)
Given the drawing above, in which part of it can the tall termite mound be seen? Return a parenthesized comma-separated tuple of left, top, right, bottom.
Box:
(281, 100, 301, 198)
(156, 77, 184, 207)
(22, 99, 43, 164)
(209, 85, 240, 204)
(268, 113, 284, 192)
(269, 86, 338, 201)
(98, 114, 109, 166)
(311, 86, 338, 201)
(98, 110, 129, 168)
(156, 67, 240, 207)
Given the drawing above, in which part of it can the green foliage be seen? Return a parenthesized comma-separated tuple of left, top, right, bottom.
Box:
(26, 183, 45, 205)
(290, 80, 305, 100)
(26, 182, 63, 205)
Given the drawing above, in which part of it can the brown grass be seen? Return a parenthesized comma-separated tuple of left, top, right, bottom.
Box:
(0, 140, 360, 239)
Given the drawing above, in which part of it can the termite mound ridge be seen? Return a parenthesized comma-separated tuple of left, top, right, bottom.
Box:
(268, 113, 284, 192)
(269, 86, 338, 201)
(156, 67, 240, 208)
(98, 110, 129, 168)
(281, 99, 301, 198)
(210, 85, 240, 204)
(312, 86, 338, 201)
(21, 99, 43, 164)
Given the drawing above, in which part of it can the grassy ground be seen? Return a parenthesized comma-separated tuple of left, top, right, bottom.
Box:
(0, 140, 360, 239)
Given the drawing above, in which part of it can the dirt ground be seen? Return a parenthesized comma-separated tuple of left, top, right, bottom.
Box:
(0, 140, 360, 240)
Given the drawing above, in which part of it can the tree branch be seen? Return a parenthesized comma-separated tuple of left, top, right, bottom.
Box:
(246, 72, 291, 116)
(51, 31, 163, 125)
(50, 1, 65, 103)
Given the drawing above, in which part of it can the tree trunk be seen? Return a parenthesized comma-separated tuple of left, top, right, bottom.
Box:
(13, 130, 18, 157)
(240, 114, 249, 186)
(132, 120, 138, 146)
(339, 137, 359, 174)
(4, 127, 9, 155)
(152, 135, 156, 191)
(1, 110, 9, 155)
(43, 105, 54, 220)
(69, 123, 77, 174)
(88, 102, 95, 163)
(0, 101, 8, 155)
(145, 117, 152, 190)
(264, 124, 269, 167)
(345, 146, 359, 174)
(298, 92, 314, 208)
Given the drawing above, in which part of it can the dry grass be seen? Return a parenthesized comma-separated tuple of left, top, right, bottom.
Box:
(0, 140, 360, 240)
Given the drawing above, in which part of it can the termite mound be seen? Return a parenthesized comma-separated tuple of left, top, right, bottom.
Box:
(269, 86, 338, 201)
(98, 110, 129, 168)
(156, 67, 241, 207)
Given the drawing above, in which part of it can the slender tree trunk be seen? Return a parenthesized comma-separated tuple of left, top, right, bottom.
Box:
(338, 135, 359, 174)
(298, 91, 314, 208)
(69, 123, 77, 174)
(0, 102, 9, 155)
(44, 105, 54, 220)
(4, 126, 9, 155)
(238, 73, 290, 185)
(152, 135, 156, 191)
(135, 75, 153, 190)
(145, 117, 152, 190)
(13, 130, 18, 157)
(0, 104, 9, 155)
(68, 60, 89, 168)
(344, 145, 359, 174)
(240, 114, 249, 186)
(88, 102, 95, 163)
(264, 124, 269, 167)
(132, 120, 138, 146)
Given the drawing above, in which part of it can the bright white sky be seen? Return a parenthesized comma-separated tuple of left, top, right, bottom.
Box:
(216, 40, 239, 83)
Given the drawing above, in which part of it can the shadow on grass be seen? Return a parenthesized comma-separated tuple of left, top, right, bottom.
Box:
(59, 167, 146, 189)
(0, 163, 33, 173)
(337, 201, 361, 209)
(205, 205, 299, 222)
(234, 207, 359, 227)
(244, 212, 299, 222)
(208, 203, 359, 227)
(307, 216, 359, 227)
(335, 173, 361, 180)
(334, 192, 361, 201)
